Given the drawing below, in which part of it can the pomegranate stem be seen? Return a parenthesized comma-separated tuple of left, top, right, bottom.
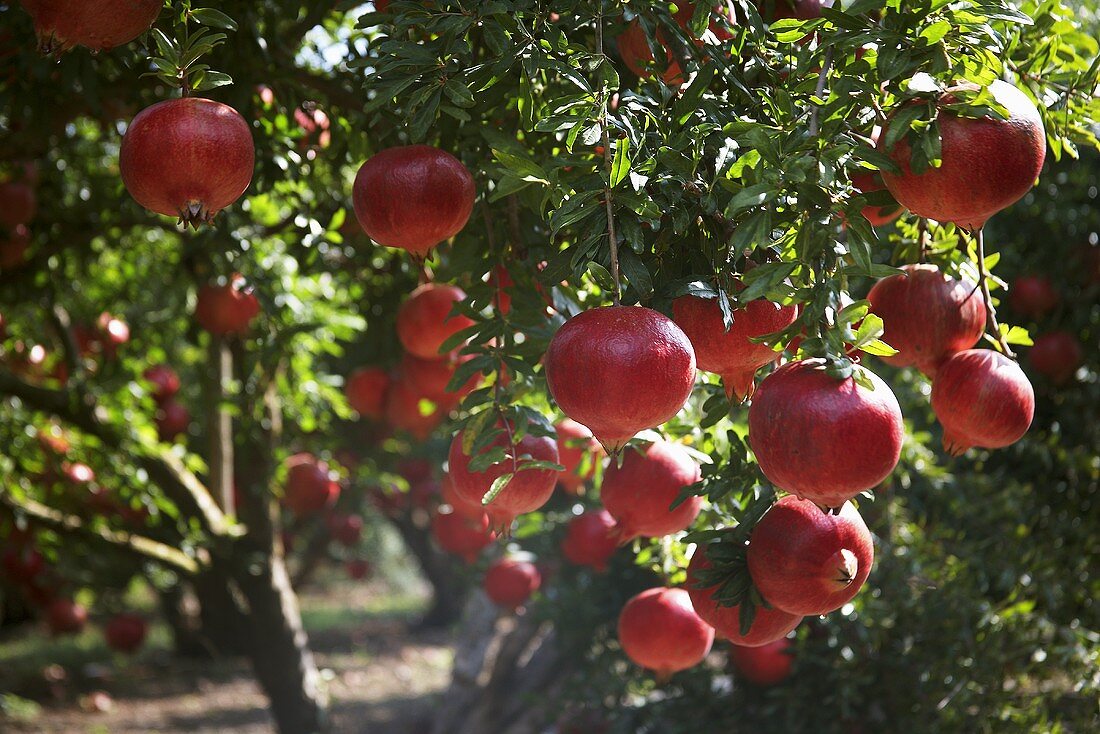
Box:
(808, 47, 835, 137)
(595, 10, 621, 306)
(975, 228, 1015, 358)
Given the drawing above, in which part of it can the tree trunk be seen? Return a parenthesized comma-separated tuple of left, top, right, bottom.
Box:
(390, 512, 468, 629)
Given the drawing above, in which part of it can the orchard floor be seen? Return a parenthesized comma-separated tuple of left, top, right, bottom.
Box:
(0, 575, 452, 733)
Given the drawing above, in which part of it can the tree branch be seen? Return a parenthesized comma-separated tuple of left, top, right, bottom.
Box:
(595, 10, 621, 305)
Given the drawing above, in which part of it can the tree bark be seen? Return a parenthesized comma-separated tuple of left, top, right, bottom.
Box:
(390, 512, 468, 629)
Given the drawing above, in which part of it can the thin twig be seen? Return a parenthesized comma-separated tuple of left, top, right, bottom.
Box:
(975, 229, 1014, 358)
(595, 8, 621, 305)
(917, 218, 928, 263)
(808, 46, 835, 137)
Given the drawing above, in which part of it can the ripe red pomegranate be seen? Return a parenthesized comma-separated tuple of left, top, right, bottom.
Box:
(618, 587, 714, 677)
(0, 181, 35, 227)
(430, 509, 495, 563)
(851, 167, 903, 227)
(0, 224, 30, 269)
(326, 513, 363, 547)
(402, 353, 479, 402)
(484, 558, 542, 611)
(155, 400, 190, 442)
(931, 349, 1035, 454)
(747, 496, 874, 616)
(672, 294, 798, 401)
(867, 264, 986, 376)
(120, 98, 254, 228)
(448, 424, 559, 529)
(284, 453, 339, 515)
(1008, 275, 1059, 320)
(757, 0, 834, 21)
(442, 472, 483, 519)
(748, 359, 903, 508)
(730, 638, 793, 686)
(1029, 331, 1083, 385)
(686, 547, 802, 646)
(104, 613, 147, 654)
(879, 80, 1045, 231)
(545, 306, 696, 453)
(143, 364, 180, 403)
(346, 367, 390, 419)
(46, 597, 88, 635)
(617, 4, 733, 86)
(396, 283, 475, 360)
(1, 545, 45, 584)
(194, 274, 261, 336)
(352, 145, 475, 257)
(600, 439, 702, 541)
(346, 558, 372, 581)
(18, 0, 161, 53)
(384, 377, 451, 440)
(555, 418, 601, 494)
(561, 510, 619, 572)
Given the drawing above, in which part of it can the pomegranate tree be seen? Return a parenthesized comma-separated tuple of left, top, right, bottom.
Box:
(396, 283, 475, 360)
(345, 367, 391, 418)
(284, 453, 339, 515)
(1009, 275, 1060, 320)
(430, 508, 495, 563)
(142, 364, 180, 403)
(194, 274, 261, 336)
(931, 349, 1035, 455)
(1028, 331, 1083, 384)
(561, 510, 619, 572)
(401, 353, 479, 402)
(18, 0, 162, 53)
(757, 0, 834, 21)
(730, 638, 793, 686)
(554, 418, 601, 494)
(617, 3, 733, 86)
(441, 472, 484, 519)
(103, 613, 148, 654)
(46, 597, 88, 635)
(326, 513, 364, 547)
(600, 439, 702, 541)
(483, 558, 542, 611)
(155, 400, 190, 442)
(384, 376, 450, 440)
(617, 587, 714, 678)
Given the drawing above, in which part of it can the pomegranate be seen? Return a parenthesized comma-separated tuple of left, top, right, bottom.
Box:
(600, 439, 702, 541)
(96, 312, 130, 358)
(194, 274, 261, 336)
(384, 377, 450, 440)
(1, 545, 45, 584)
(326, 513, 363, 547)
(757, 0, 834, 21)
(672, 294, 798, 401)
(746, 496, 874, 616)
(18, 0, 161, 53)
(851, 168, 903, 227)
(686, 547, 802, 646)
(398, 457, 434, 484)
(931, 349, 1035, 454)
(1029, 331, 1083, 385)
(483, 558, 542, 611)
(617, 4, 734, 86)
(0, 224, 30, 269)
(442, 472, 483, 519)
(430, 508, 495, 563)
(284, 453, 339, 515)
(545, 306, 696, 453)
(345, 367, 391, 419)
(447, 424, 559, 529)
(617, 587, 714, 677)
(561, 510, 619, 572)
(352, 145, 475, 257)
(555, 418, 601, 494)
(295, 106, 331, 150)
(120, 98, 254, 228)
(879, 80, 1045, 231)
(346, 558, 372, 581)
(103, 613, 147, 654)
(0, 181, 35, 228)
(490, 265, 514, 315)
(401, 353, 479, 402)
(155, 400, 190, 441)
(748, 359, 903, 508)
(730, 638, 793, 686)
(46, 597, 88, 635)
(866, 264, 986, 376)
(407, 478, 440, 510)
(396, 284, 475, 360)
(1008, 275, 1059, 320)
(143, 364, 180, 403)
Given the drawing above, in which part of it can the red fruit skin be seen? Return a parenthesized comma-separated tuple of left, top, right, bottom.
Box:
(442, 472, 484, 519)
(284, 453, 340, 515)
(561, 510, 619, 572)
(931, 349, 1035, 455)
(1029, 331, 1084, 385)
(617, 3, 733, 86)
(352, 145, 475, 256)
(617, 587, 715, 676)
(195, 275, 261, 336)
(448, 427, 559, 529)
(672, 295, 798, 401)
(2, 546, 45, 584)
(18, 0, 161, 52)
(430, 509, 495, 564)
(555, 418, 601, 494)
(867, 264, 986, 376)
(484, 559, 542, 611)
(757, 0, 833, 21)
(155, 400, 190, 442)
(730, 638, 793, 686)
(1008, 276, 1060, 320)
(398, 457, 433, 484)
(402, 353, 479, 402)
(104, 613, 147, 654)
(748, 359, 903, 508)
(0, 224, 30, 269)
(384, 377, 451, 440)
(346, 558, 372, 581)
(686, 548, 802, 646)
(46, 598, 87, 635)
(396, 284, 475, 360)
(879, 81, 1046, 231)
(326, 513, 364, 547)
(851, 170, 903, 227)
(0, 182, 36, 227)
(346, 367, 390, 419)
(747, 496, 874, 616)
(120, 98, 254, 227)
(143, 364, 180, 403)
(601, 440, 702, 541)
(545, 306, 697, 453)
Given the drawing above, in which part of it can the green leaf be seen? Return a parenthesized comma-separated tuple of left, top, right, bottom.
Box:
(610, 138, 631, 188)
(189, 8, 238, 31)
(482, 473, 513, 505)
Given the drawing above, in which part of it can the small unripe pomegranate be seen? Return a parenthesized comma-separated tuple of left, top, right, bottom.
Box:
(143, 364, 180, 403)
(879, 80, 1045, 231)
(384, 377, 450, 440)
(686, 547, 802, 647)
(120, 98, 254, 228)
(442, 472, 483, 519)
(618, 587, 714, 678)
(748, 360, 903, 508)
(46, 597, 87, 635)
(545, 306, 696, 453)
(931, 349, 1035, 455)
(18, 0, 161, 53)
(448, 425, 559, 529)
(401, 353, 479, 402)
(867, 264, 986, 376)
(155, 400, 190, 442)
(0, 181, 35, 227)
(326, 513, 363, 547)
(352, 145, 475, 257)
(345, 367, 390, 419)
(0, 224, 30, 269)
(555, 418, 601, 494)
(103, 613, 147, 654)
(747, 496, 874, 616)
(346, 558, 372, 581)
(1029, 331, 1083, 385)
(757, 0, 834, 21)
(672, 294, 798, 401)
(561, 510, 619, 572)
(730, 638, 793, 686)
(396, 283, 475, 360)
(430, 508, 495, 563)
(284, 453, 339, 515)
(600, 439, 702, 541)
(1008, 275, 1059, 320)
(195, 274, 261, 336)
(617, 4, 733, 86)
(484, 558, 542, 611)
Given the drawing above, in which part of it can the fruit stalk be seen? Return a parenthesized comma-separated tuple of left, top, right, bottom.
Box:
(595, 10, 621, 305)
(974, 229, 1015, 358)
